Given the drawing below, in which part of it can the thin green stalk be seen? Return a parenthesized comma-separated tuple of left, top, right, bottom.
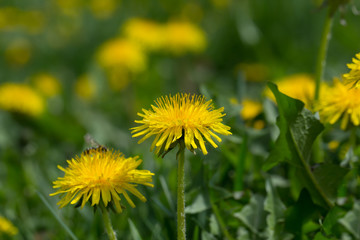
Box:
(313, 8, 334, 164)
(100, 204, 117, 240)
(234, 133, 247, 191)
(177, 141, 186, 240)
(211, 201, 236, 240)
(314, 8, 334, 101)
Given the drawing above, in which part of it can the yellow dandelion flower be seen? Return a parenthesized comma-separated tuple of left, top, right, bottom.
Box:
(343, 53, 360, 88)
(89, 0, 118, 19)
(131, 93, 231, 156)
(0, 216, 18, 236)
(75, 74, 96, 100)
(315, 78, 360, 130)
(241, 99, 262, 120)
(5, 38, 32, 66)
(0, 83, 45, 117)
(123, 18, 165, 51)
(264, 74, 315, 109)
(97, 38, 146, 73)
(50, 148, 154, 213)
(328, 140, 340, 151)
(32, 73, 61, 98)
(236, 63, 268, 82)
(162, 21, 206, 55)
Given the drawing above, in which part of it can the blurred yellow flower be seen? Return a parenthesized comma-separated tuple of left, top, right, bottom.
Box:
(0, 7, 44, 34)
(50, 148, 154, 213)
(132, 93, 231, 156)
(0, 83, 45, 117)
(328, 140, 340, 151)
(107, 68, 130, 91)
(32, 73, 61, 98)
(211, 0, 231, 9)
(343, 53, 360, 88)
(162, 21, 206, 55)
(97, 38, 146, 72)
(75, 74, 96, 100)
(123, 18, 165, 51)
(241, 99, 262, 120)
(315, 79, 360, 130)
(265, 74, 315, 109)
(5, 38, 32, 66)
(89, 0, 118, 19)
(237, 63, 269, 82)
(0, 216, 18, 237)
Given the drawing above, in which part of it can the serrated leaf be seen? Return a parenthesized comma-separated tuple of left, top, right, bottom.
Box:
(312, 163, 349, 201)
(263, 82, 334, 209)
(185, 194, 209, 214)
(234, 194, 266, 234)
(285, 189, 320, 239)
(339, 201, 360, 239)
(264, 178, 286, 240)
(128, 219, 142, 240)
(322, 206, 346, 235)
(263, 82, 323, 170)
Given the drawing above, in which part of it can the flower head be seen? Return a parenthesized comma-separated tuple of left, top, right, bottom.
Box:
(123, 18, 165, 51)
(315, 78, 360, 130)
(75, 74, 96, 100)
(50, 148, 154, 213)
(131, 93, 231, 156)
(343, 53, 360, 88)
(264, 74, 315, 109)
(32, 73, 61, 98)
(0, 216, 18, 237)
(162, 21, 206, 55)
(97, 38, 146, 73)
(0, 83, 45, 117)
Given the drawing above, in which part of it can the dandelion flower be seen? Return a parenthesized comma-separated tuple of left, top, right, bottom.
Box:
(50, 148, 154, 213)
(75, 74, 96, 100)
(343, 53, 360, 88)
(97, 38, 146, 73)
(0, 83, 45, 117)
(32, 73, 61, 97)
(240, 99, 262, 121)
(163, 21, 206, 55)
(131, 93, 231, 156)
(0, 216, 18, 236)
(123, 18, 165, 51)
(315, 78, 360, 130)
(264, 74, 315, 109)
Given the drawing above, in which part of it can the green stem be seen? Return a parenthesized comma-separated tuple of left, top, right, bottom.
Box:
(314, 8, 334, 101)
(100, 204, 117, 240)
(177, 141, 186, 240)
(235, 133, 247, 191)
(211, 201, 236, 240)
(313, 8, 334, 164)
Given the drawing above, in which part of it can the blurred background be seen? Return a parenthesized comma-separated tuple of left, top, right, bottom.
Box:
(0, 0, 360, 239)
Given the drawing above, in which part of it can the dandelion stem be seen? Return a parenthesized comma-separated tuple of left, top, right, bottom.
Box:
(314, 8, 334, 101)
(313, 7, 334, 164)
(100, 204, 117, 240)
(177, 141, 186, 240)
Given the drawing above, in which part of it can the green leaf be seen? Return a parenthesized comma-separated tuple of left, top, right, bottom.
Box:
(234, 194, 266, 235)
(185, 194, 210, 214)
(322, 206, 346, 236)
(312, 163, 349, 201)
(264, 178, 286, 240)
(263, 82, 334, 209)
(37, 191, 78, 240)
(128, 219, 143, 240)
(284, 189, 320, 240)
(263, 82, 323, 170)
(339, 201, 360, 239)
